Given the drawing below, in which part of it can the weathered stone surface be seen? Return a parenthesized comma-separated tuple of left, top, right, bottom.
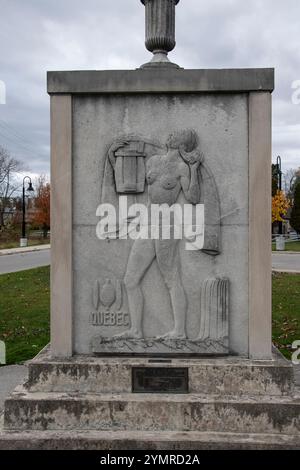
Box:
(4, 387, 300, 434)
(49, 78, 273, 359)
(91, 337, 229, 356)
(0, 423, 299, 450)
(47, 68, 274, 95)
(2, 348, 299, 448)
(72, 93, 248, 355)
(25, 347, 295, 396)
(90, 128, 228, 352)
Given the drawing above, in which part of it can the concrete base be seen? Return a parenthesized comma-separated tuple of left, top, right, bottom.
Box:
(23, 346, 295, 396)
(0, 422, 299, 450)
(0, 346, 299, 449)
(4, 387, 300, 435)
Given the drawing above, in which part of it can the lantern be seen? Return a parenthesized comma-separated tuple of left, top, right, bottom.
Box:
(114, 141, 146, 194)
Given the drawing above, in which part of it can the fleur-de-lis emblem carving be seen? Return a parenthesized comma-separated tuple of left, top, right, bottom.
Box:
(100, 279, 116, 308)
(92, 278, 123, 311)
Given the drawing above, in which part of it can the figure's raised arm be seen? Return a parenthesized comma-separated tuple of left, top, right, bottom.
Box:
(180, 157, 202, 204)
(108, 139, 128, 168)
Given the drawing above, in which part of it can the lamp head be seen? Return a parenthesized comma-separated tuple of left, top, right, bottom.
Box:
(27, 181, 34, 192)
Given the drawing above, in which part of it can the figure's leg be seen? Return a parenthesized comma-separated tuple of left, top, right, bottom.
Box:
(155, 239, 187, 339)
(167, 272, 187, 339)
(116, 239, 155, 339)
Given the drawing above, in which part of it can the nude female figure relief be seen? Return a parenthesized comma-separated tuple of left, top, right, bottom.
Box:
(110, 130, 203, 340)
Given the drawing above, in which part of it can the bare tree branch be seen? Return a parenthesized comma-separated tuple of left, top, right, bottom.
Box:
(0, 145, 26, 228)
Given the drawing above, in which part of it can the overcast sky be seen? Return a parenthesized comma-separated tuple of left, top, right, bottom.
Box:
(0, 0, 300, 178)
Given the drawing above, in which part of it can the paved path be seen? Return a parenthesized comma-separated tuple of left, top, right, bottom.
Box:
(0, 244, 50, 256)
(272, 253, 300, 273)
(0, 249, 50, 274)
(0, 246, 299, 275)
(0, 365, 28, 411)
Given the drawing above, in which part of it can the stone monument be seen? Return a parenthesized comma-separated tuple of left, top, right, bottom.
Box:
(0, 0, 299, 449)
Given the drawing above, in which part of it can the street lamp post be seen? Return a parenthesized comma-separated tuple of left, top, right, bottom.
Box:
(20, 176, 34, 248)
(290, 174, 296, 195)
(276, 156, 283, 235)
(276, 155, 282, 192)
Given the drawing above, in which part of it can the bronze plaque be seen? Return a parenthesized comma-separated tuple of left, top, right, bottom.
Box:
(132, 367, 188, 393)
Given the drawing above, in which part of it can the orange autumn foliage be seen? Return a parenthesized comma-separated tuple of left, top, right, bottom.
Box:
(272, 190, 289, 223)
(32, 179, 50, 229)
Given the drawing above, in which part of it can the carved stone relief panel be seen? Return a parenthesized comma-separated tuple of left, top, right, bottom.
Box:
(90, 130, 229, 355)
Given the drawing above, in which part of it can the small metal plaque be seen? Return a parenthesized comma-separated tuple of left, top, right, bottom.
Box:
(132, 367, 188, 393)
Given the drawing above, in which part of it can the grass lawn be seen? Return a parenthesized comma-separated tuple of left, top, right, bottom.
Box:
(272, 241, 300, 252)
(0, 267, 299, 364)
(272, 272, 300, 359)
(0, 266, 50, 365)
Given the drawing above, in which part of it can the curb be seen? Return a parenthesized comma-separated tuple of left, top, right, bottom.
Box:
(272, 251, 300, 255)
(272, 269, 300, 274)
(0, 245, 50, 256)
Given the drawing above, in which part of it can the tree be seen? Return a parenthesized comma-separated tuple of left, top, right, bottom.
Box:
(272, 190, 289, 224)
(290, 183, 300, 233)
(0, 146, 24, 228)
(31, 176, 50, 238)
(283, 167, 300, 203)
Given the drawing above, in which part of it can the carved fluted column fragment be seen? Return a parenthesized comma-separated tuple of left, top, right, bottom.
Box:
(198, 278, 229, 344)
